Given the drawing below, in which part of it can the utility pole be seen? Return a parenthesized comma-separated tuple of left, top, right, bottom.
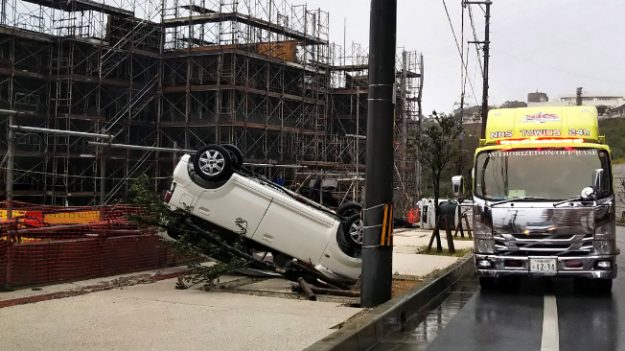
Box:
(576, 87, 583, 106)
(416, 55, 424, 199)
(362, 0, 397, 307)
(465, 0, 491, 138)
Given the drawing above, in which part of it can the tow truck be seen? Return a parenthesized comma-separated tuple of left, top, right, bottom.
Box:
(455, 106, 619, 292)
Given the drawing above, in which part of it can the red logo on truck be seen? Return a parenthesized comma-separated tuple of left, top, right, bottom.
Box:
(523, 113, 560, 123)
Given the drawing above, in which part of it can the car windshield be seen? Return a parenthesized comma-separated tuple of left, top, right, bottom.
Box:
(475, 148, 611, 201)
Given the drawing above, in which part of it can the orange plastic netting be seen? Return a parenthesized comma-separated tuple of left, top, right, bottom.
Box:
(0, 201, 176, 288)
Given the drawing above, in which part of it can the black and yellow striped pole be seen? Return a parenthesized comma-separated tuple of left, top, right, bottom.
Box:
(361, 0, 397, 308)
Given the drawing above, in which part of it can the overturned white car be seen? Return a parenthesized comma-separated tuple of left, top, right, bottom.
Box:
(163, 144, 363, 282)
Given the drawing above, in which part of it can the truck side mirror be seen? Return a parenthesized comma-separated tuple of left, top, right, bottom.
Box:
(452, 175, 464, 198)
(593, 168, 605, 192)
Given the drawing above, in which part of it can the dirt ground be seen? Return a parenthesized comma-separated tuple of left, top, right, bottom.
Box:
(392, 279, 421, 298)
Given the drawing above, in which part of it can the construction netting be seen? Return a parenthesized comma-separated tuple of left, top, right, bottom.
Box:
(0, 201, 178, 288)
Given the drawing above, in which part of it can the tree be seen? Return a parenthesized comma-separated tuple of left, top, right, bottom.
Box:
(596, 105, 609, 115)
(416, 112, 463, 251)
(128, 175, 249, 290)
(500, 100, 527, 109)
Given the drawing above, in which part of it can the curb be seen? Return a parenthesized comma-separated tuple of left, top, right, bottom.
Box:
(0, 269, 187, 309)
(305, 254, 474, 351)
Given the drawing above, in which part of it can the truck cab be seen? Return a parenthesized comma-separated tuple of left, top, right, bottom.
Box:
(469, 106, 619, 292)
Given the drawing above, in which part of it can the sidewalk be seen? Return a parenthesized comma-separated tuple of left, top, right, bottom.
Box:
(0, 229, 472, 351)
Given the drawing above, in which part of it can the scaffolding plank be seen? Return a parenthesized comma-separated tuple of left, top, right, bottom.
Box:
(159, 120, 319, 135)
(21, 0, 133, 17)
(0, 26, 53, 42)
(162, 84, 323, 105)
(162, 12, 326, 44)
(180, 5, 216, 14)
(163, 48, 325, 75)
(180, 36, 215, 47)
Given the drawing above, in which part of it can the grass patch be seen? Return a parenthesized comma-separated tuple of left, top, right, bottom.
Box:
(415, 245, 473, 257)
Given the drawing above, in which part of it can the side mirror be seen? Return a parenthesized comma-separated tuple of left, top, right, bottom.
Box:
(592, 168, 605, 192)
(452, 175, 464, 198)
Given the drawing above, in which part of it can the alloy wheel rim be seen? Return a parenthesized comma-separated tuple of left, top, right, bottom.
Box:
(350, 219, 364, 245)
(199, 149, 225, 176)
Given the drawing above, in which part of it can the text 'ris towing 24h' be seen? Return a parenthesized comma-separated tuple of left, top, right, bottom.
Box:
(452, 105, 619, 293)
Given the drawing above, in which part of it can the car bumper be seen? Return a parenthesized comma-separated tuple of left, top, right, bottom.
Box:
(475, 254, 618, 279)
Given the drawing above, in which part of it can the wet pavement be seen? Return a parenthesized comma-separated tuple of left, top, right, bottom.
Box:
(374, 226, 625, 351)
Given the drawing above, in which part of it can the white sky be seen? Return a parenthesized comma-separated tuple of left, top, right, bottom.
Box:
(304, 0, 625, 114)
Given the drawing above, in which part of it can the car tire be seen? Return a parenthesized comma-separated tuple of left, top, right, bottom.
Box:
(194, 144, 233, 182)
(337, 214, 363, 258)
(336, 202, 363, 218)
(221, 144, 244, 169)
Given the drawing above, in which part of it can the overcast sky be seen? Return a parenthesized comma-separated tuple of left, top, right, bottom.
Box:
(303, 0, 625, 114)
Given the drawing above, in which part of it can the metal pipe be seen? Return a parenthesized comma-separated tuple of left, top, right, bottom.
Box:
(296, 277, 317, 301)
(10, 125, 113, 140)
(89, 141, 194, 153)
(6, 113, 14, 224)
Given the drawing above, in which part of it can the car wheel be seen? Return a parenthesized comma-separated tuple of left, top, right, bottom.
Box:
(345, 214, 364, 246)
(336, 202, 363, 218)
(194, 144, 233, 182)
(337, 214, 363, 258)
(221, 144, 244, 169)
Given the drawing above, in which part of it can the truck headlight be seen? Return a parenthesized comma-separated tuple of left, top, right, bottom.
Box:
(474, 218, 493, 239)
(593, 222, 616, 255)
(475, 239, 495, 254)
(473, 212, 494, 254)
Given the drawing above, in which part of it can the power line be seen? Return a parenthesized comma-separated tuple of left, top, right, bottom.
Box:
(442, 0, 479, 106)
(467, 5, 484, 77)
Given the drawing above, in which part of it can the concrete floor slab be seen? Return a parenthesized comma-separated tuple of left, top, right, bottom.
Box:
(0, 278, 361, 351)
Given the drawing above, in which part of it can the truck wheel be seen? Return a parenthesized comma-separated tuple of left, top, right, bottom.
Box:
(574, 278, 612, 294)
(479, 277, 498, 291)
(336, 202, 363, 218)
(221, 144, 244, 169)
(590, 279, 613, 294)
(194, 144, 233, 182)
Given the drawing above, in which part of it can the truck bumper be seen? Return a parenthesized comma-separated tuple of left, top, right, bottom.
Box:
(475, 254, 618, 279)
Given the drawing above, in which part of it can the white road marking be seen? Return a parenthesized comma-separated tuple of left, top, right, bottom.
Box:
(541, 294, 559, 351)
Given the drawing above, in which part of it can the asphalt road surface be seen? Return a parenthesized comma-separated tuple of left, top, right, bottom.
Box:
(375, 226, 625, 351)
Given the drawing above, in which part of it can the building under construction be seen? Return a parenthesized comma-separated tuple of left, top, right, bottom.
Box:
(0, 0, 422, 214)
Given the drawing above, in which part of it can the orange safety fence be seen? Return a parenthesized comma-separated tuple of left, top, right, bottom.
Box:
(0, 201, 180, 289)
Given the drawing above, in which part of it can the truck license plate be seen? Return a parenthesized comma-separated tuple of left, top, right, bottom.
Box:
(529, 258, 557, 274)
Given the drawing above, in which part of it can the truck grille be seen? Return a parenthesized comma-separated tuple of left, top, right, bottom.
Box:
(494, 233, 593, 256)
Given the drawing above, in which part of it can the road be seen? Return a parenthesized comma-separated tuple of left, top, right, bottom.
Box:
(375, 226, 625, 351)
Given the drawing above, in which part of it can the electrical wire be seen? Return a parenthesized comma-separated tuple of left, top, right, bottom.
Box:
(442, 0, 480, 107)
(467, 5, 484, 78)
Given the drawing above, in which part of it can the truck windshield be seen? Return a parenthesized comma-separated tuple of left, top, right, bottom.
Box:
(475, 148, 611, 201)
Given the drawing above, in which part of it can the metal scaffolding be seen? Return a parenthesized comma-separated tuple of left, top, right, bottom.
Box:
(0, 0, 423, 215)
